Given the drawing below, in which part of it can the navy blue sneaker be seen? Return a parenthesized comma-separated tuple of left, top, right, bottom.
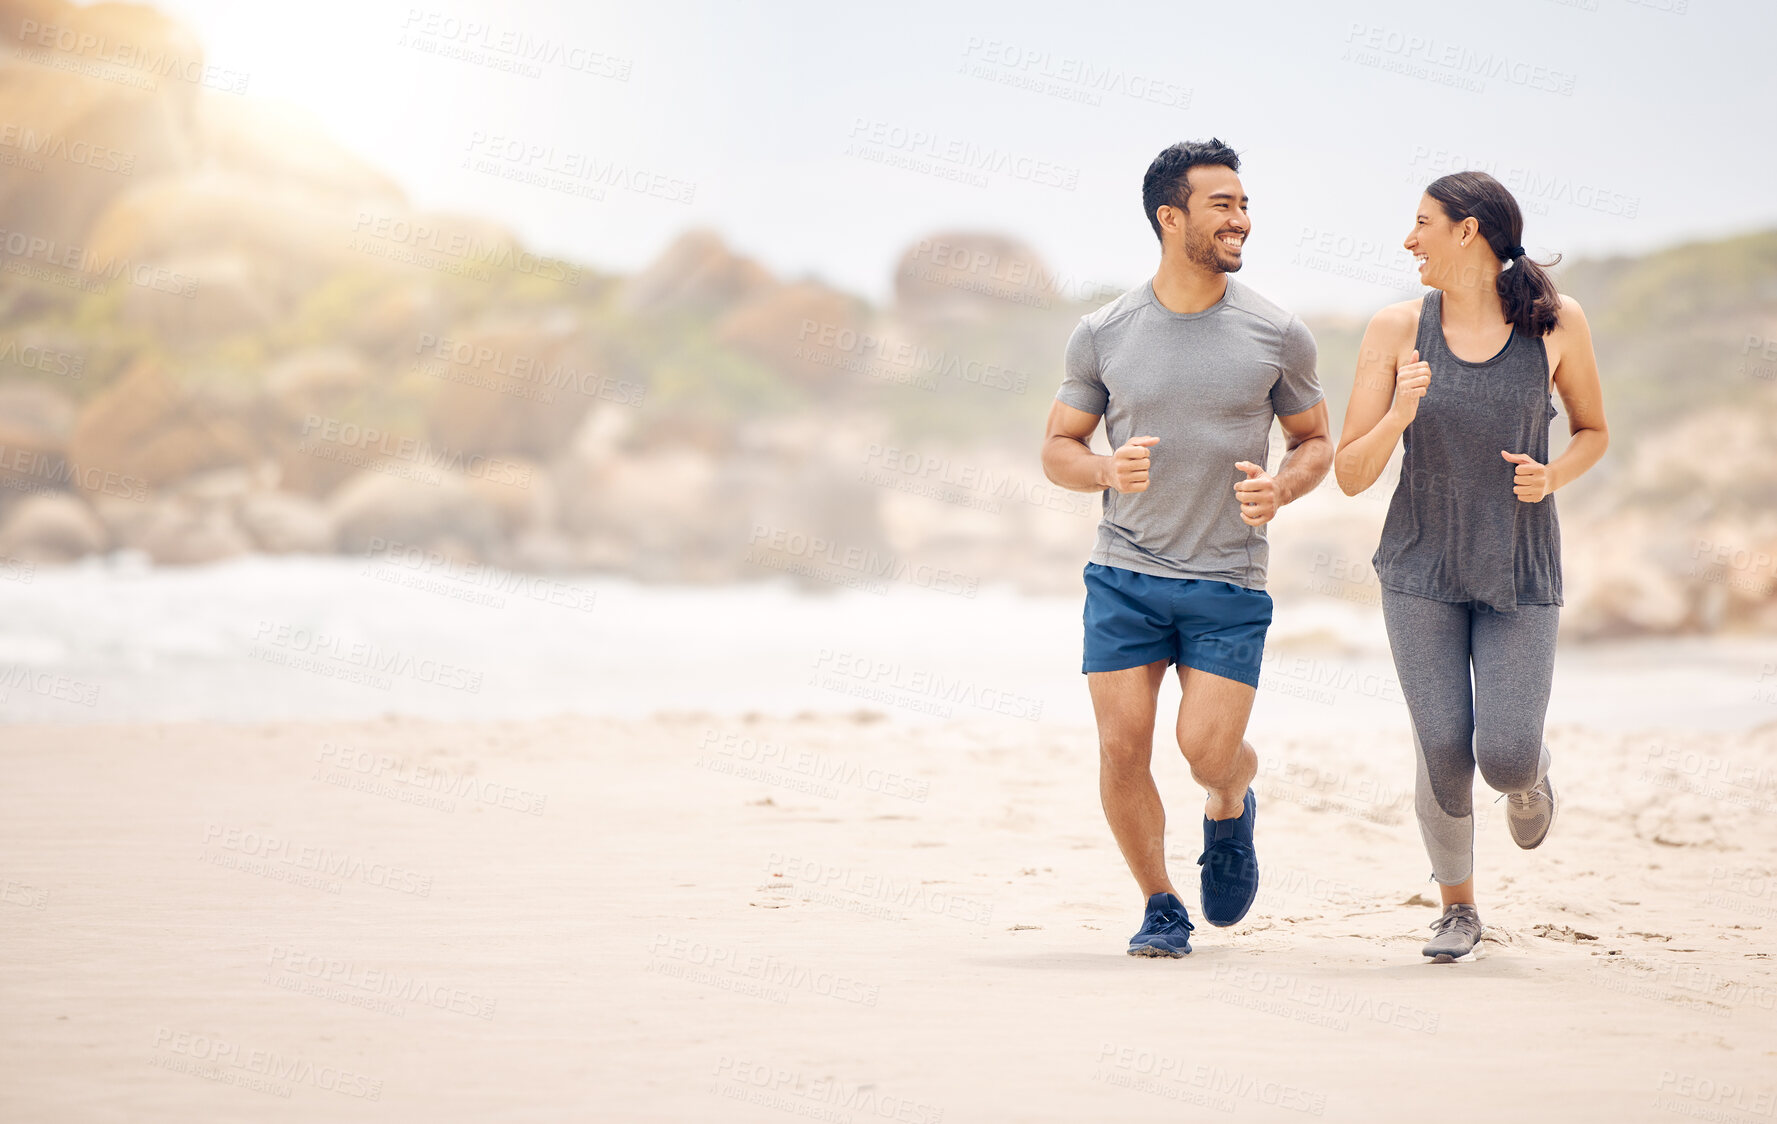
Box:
(1198, 788, 1258, 927)
(1127, 891, 1195, 957)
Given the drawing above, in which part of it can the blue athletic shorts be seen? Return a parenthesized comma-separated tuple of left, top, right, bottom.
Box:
(1081, 562, 1272, 687)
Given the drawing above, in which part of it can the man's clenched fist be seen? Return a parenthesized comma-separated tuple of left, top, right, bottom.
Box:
(1103, 436, 1158, 493)
(1234, 460, 1282, 526)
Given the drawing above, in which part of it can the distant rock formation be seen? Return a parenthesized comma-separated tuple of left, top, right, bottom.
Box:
(0, 1, 1769, 641)
(893, 231, 1063, 323)
(716, 281, 870, 386)
(0, 492, 104, 561)
(621, 229, 775, 316)
(66, 362, 260, 491)
(0, 0, 201, 250)
(1561, 387, 1777, 637)
(422, 313, 608, 459)
(0, 381, 75, 497)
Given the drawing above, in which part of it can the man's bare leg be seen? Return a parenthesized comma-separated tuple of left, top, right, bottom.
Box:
(1176, 664, 1263, 925)
(1087, 660, 1173, 897)
(1174, 664, 1259, 820)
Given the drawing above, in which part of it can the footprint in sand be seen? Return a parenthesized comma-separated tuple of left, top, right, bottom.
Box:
(1528, 923, 1598, 942)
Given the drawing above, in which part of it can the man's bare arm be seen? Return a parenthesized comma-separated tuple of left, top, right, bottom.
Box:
(1042, 400, 1155, 494)
(1271, 401, 1333, 505)
(1233, 401, 1332, 525)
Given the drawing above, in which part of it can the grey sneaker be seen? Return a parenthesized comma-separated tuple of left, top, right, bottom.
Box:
(1422, 904, 1483, 962)
(1505, 775, 1557, 849)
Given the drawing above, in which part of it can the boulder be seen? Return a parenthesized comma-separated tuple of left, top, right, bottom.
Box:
(87, 490, 157, 550)
(505, 527, 580, 572)
(557, 445, 725, 580)
(0, 0, 72, 43)
(0, 1, 200, 252)
(238, 490, 336, 554)
(327, 469, 509, 556)
(337, 281, 452, 355)
(720, 417, 893, 586)
(66, 361, 260, 491)
(1565, 544, 1690, 640)
(132, 497, 253, 565)
(263, 346, 372, 418)
(83, 174, 499, 313)
(117, 249, 279, 343)
(0, 381, 76, 499)
(892, 231, 1069, 323)
(421, 313, 607, 459)
(621, 229, 774, 316)
(173, 466, 265, 505)
(716, 282, 870, 385)
(462, 456, 554, 537)
(0, 492, 104, 561)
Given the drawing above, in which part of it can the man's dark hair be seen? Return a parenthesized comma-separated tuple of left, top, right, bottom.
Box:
(1142, 138, 1241, 242)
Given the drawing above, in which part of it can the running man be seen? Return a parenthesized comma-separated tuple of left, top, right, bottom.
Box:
(1041, 139, 1332, 957)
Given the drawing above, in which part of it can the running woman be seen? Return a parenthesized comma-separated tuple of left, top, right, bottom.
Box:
(1042, 139, 1332, 957)
(1334, 171, 1608, 962)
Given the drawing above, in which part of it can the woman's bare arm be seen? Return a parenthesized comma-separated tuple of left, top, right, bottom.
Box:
(1334, 301, 1421, 495)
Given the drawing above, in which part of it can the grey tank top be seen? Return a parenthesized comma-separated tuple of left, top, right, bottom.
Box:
(1372, 290, 1562, 611)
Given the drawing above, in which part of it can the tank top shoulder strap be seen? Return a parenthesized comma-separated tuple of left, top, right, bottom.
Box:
(1530, 332, 1553, 394)
(1414, 290, 1443, 360)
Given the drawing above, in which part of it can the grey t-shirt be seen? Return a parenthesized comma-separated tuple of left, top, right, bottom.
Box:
(1055, 278, 1323, 589)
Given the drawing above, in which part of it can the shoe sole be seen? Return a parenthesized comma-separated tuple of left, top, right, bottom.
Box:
(1127, 943, 1190, 958)
(1204, 896, 1255, 928)
(1425, 952, 1461, 964)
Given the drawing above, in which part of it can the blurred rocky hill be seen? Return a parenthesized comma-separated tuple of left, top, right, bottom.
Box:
(0, 0, 1772, 640)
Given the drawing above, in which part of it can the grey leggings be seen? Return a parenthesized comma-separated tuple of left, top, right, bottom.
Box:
(1379, 587, 1559, 885)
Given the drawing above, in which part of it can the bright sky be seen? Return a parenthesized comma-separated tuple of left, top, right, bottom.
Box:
(131, 0, 1775, 315)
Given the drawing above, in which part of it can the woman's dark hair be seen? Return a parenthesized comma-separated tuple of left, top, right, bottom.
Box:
(1425, 170, 1564, 337)
(1143, 138, 1241, 242)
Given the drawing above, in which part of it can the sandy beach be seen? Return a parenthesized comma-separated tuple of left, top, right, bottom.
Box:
(4, 709, 1773, 1122)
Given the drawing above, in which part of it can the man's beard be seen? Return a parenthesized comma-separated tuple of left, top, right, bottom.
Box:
(1185, 227, 1243, 273)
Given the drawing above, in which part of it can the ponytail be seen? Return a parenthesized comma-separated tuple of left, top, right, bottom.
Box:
(1426, 171, 1566, 337)
(1496, 248, 1563, 338)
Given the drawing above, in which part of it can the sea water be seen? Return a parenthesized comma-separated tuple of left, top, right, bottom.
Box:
(0, 553, 1768, 733)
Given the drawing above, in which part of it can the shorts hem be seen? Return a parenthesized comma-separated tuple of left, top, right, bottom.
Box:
(1177, 657, 1260, 690)
(1082, 650, 1174, 675)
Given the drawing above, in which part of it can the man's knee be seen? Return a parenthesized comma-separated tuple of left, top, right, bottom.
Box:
(1176, 727, 1226, 763)
(1176, 727, 1246, 782)
(1099, 733, 1154, 771)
